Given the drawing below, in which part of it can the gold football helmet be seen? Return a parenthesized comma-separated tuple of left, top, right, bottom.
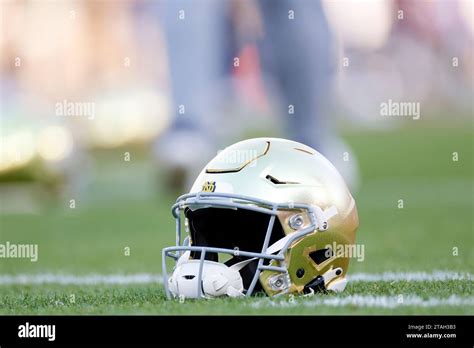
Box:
(163, 138, 358, 299)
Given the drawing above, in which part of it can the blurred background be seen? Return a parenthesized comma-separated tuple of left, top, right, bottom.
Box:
(0, 0, 472, 275)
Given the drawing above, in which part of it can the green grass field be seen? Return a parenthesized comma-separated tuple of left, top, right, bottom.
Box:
(0, 125, 473, 314)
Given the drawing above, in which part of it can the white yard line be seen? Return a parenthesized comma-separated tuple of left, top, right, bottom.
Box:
(250, 295, 474, 309)
(0, 270, 471, 285)
(348, 270, 472, 282)
(0, 273, 163, 285)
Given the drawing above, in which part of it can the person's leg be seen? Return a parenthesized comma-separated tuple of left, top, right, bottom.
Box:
(258, 0, 334, 152)
(155, 0, 232, 190)
(257, 0, 359, 189)
(161, 0, 231, 131)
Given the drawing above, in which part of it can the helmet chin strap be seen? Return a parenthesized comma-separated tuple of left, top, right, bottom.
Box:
(312, 205, 338, 231)
(169, 205, 339, 299)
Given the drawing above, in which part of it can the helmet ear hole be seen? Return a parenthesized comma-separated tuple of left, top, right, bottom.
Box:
(309, 248, 333, 265)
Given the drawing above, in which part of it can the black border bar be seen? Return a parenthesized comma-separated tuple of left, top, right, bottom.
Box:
(0, 315, 472, 346)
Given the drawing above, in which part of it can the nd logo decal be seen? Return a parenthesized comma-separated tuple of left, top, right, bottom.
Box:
(202, 181, 216, 192)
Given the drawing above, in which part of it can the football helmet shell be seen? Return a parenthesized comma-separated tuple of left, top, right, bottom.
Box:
(162, 138, 358, 299)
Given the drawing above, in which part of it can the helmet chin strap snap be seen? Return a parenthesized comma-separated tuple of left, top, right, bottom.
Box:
(303, 267, 346, 295)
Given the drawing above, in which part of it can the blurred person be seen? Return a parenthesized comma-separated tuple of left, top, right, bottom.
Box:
(154, 0, 359, 192)
(152, 0, 230, 191)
